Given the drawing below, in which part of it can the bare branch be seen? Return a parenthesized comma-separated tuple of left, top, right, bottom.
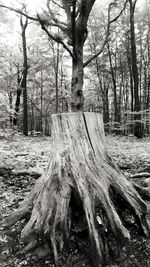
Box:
(37, 14, 75, 59)
(110, 0, 129, 23)
(128, 0, 137, 13)
(0, 3, 67, 31)
(83, 0, 128, 68)
(52, 0, 64, 10)
(46, 0, 67, 31)
(0, 4, 38, 21)
(27, 96, 42, 114)
(20, 16, 28, 31)
(0, 3, 74, 57)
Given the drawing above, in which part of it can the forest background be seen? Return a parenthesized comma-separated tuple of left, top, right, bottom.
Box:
(0, 0, 149, 138)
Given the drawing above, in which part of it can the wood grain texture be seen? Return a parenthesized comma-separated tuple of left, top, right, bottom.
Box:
(2, 112, 149, 267)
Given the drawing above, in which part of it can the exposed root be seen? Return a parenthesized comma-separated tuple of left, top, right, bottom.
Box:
(132, 181, 150, 200)
(1, 113, 149, 267)
(131, 173, 150, 179)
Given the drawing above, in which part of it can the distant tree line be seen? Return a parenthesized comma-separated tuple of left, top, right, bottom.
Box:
(0, 0, 149, 137)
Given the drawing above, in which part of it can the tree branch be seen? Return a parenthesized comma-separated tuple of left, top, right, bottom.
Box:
(0, 3, 67, 31)
(0, 3, 74, 58)
(46, 0, 67, 31)
(37, 14, 75, 59)
(83, 0, 128, 68)
(110, 0, 129, 23)
(52, 0, 64, 10)
(20, 16, 28, 32)
(0, 4, 38, 21)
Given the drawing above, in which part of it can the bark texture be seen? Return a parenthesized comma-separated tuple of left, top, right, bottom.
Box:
(2, 112, 149, 266)
(129, 0, 143, 138)
(21, 16, 28, 136)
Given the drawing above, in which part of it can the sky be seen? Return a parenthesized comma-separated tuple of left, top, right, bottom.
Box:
(0, 0, 43, 47)
(3, 0, 45, 13)
(0, 0, 148, 96)
(0, 0, 148, 48)
(1, 0, 147, 14)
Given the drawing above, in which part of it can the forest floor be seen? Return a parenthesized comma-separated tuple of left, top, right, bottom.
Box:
(0, 131, 150, 267)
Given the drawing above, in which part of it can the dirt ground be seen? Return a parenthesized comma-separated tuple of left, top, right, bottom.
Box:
(0, 133, 150, 266)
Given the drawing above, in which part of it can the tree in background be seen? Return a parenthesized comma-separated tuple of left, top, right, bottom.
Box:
(13, 16, 29, 136)
(128, 0, 142, 137)
(20, 16, 28, 136)
(1, 0, 150, 136)
(87, 16, 110, 122)
(85, 0, 150, 136)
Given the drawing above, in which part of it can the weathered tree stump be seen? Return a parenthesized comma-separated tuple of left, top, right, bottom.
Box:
(2, 112, 149, 266)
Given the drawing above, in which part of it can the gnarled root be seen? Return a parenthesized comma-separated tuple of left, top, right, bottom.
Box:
(2, 113, 150, 267)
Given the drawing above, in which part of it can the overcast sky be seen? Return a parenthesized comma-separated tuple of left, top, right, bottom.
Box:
(0, 0, 148, 47)
(1, 0, 147, 13)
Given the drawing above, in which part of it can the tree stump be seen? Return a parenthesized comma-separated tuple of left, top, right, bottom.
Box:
(2, 112, 149, 267)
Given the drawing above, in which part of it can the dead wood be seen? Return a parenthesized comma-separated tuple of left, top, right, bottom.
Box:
(2, 112, 149, 267)
(131, 173, 150, 179)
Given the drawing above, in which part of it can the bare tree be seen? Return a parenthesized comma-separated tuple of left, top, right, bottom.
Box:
(13, 16, 28, 135)
(128, 0, 143, 137)
(0, 0, 128, 111)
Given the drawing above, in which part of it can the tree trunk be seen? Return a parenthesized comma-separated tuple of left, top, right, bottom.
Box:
(13, 65, 22, 126)
(146, 34, 150, 109)
(146, 79, 150, 109)
(8, 91, 13, 126)
(127, 48, 134, 112)
(107, 43, 119, 122)
(55, 42, 60, 113)
(21, 17, 28, 136)
(129, 0, 142, 138)
(69, 0, 87, 112)
(102, 83, 109, 123)
(40, 70, 43, 132)
(71, 47, 84, 111)
(52, 38, 60, 113)
(2, 112, 149, 267)
(22, 71, 28, 136)
(92, 45, 109, 124)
